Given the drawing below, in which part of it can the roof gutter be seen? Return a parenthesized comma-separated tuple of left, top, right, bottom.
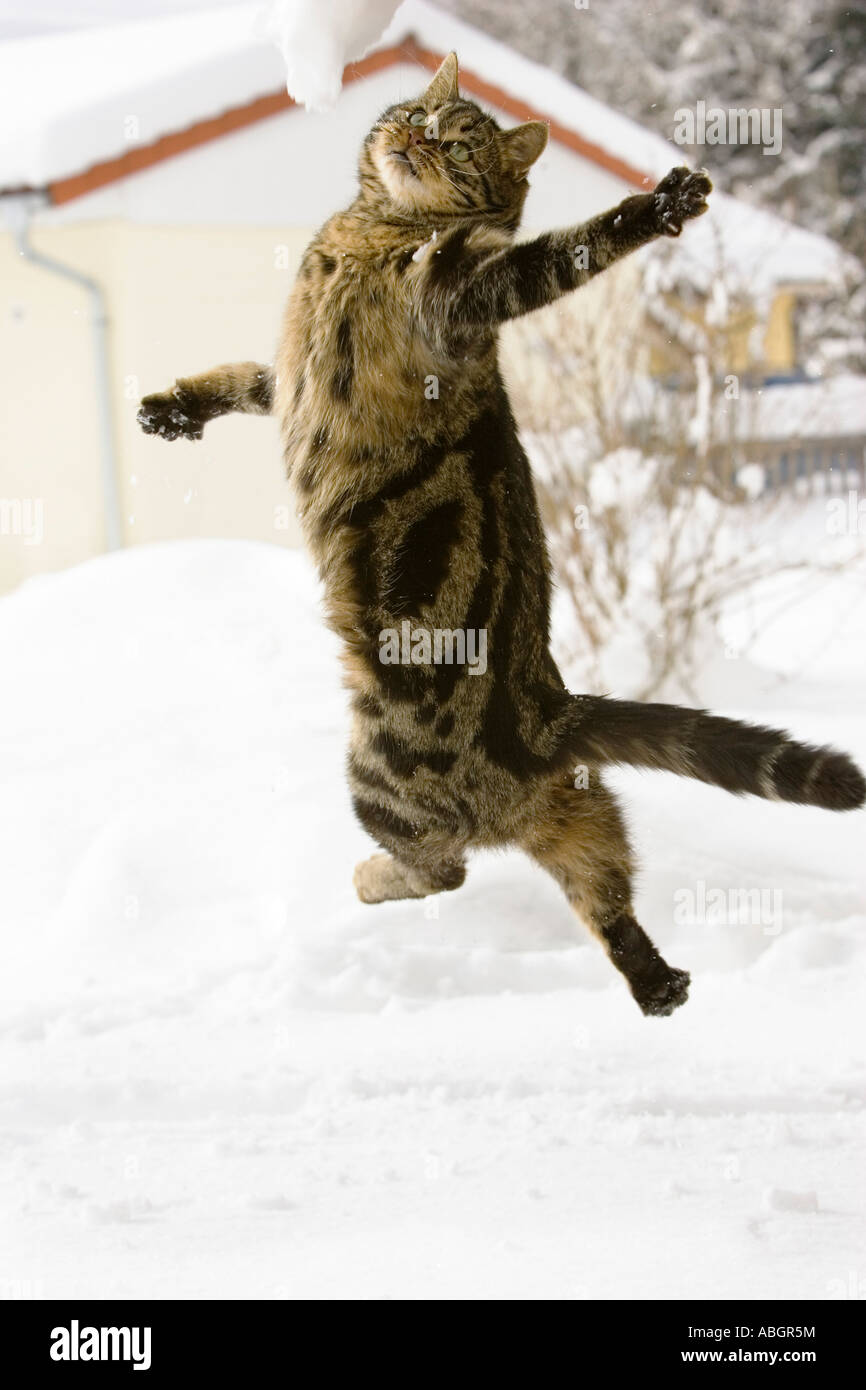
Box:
(2, 192, 123, 551)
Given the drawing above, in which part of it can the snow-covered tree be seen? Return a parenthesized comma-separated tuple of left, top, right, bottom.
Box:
(446, 0, 866, 271)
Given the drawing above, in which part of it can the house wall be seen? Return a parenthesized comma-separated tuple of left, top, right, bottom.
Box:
(764, 290, 796, 373)
(0, 68, 631, 596)
(0, 221, 303, 596)
(647, 290, 798, 382)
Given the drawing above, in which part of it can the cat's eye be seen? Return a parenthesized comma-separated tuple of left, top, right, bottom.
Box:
(449, 142, 471, 162)
(409, 111, 428, 126)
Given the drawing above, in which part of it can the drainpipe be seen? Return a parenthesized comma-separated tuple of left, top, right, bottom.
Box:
(3, 192, 123, 551)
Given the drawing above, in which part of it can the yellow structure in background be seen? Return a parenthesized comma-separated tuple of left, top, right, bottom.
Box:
(648, 287, 800, 380)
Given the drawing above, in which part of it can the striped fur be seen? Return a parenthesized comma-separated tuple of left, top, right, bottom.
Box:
(138, 54, 865, 1016)
(565, 697, 866, 811)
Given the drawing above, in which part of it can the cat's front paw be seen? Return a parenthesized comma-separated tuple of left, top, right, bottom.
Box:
(652, 166, 712, 238)
(137, 386, 205, 442)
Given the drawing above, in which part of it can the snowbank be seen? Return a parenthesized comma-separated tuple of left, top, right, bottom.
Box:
(0, 539, 864, 1298)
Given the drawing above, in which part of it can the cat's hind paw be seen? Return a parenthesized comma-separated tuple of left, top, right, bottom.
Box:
(354, 853, 424, 904)
(632, 965, 691, 1017)
(652, 166, 712, 238)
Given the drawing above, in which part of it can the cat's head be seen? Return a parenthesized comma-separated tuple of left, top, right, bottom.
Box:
(360, 52, 548, 227)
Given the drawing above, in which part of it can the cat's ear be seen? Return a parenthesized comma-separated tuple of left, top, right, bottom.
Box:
(500, 121, 549, 178)
(421, 52, 459, 108)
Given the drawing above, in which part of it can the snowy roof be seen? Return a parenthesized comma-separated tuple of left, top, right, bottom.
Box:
(719, 375, 866, 444)
(0, 0, 672, 193)
(643, 188, 858, 298)
(0, 4, 284, 190)
(0, 0, 856, 294)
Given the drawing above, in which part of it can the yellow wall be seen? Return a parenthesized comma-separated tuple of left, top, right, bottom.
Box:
(763, 290, 796, 372)
(647, 288, 797, 379)
(0, 221, 309, 596)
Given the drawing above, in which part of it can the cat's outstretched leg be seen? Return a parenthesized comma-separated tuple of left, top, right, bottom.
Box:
(353, 852, 466, 904)
(414, 167, 712, 349)
(137, 362, 273, 440)
(521, 773, 690, 1016)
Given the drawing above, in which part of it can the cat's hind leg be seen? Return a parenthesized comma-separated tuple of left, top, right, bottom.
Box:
(520, 772, 690, 1016)
(353, 852, 466, 904)
(350, 759, 469, 904)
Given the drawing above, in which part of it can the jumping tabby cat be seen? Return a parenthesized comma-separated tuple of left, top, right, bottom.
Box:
(139, 53, 865, 1016)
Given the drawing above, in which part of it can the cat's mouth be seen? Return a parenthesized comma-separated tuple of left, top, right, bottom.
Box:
(389, 148, 421, 179)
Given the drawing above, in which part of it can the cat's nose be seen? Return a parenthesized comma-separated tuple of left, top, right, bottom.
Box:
(407, 128, 428, 147)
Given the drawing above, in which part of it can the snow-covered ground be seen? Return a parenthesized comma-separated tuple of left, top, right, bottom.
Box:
(1, 536, 864, 1300)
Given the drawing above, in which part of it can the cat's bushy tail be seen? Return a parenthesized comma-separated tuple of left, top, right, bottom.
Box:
(564, 695, 865, 811)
